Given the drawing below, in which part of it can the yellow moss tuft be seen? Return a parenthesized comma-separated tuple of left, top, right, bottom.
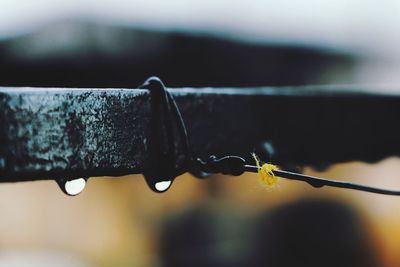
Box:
(251, 153, 280, 188)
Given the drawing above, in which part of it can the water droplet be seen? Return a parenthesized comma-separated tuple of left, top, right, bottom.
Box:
(154, 180, 172, 192)
(57, 178, 87, 196)
(308, 181, 324, 188)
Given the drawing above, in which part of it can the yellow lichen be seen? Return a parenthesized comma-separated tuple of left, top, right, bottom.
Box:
(251, 153, 280, 188)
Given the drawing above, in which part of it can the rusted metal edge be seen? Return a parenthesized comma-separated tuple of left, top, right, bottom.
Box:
(1, 85, 400, 182)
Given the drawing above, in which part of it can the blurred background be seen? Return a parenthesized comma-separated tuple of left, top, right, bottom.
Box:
(1, 0, 400, 266)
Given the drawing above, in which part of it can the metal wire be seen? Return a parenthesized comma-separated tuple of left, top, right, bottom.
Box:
(139, 77, 400, 196)
(245, 165, 400, 196)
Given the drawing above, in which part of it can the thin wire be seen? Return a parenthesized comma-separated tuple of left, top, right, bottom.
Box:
(139, 77, 195, 192)
(165, 89, 193, 164)
(139, 76, 400, 196)
(244, 165, 400, 196)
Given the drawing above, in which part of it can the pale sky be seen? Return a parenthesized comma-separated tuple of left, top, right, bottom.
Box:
(0, 0, 399, 57)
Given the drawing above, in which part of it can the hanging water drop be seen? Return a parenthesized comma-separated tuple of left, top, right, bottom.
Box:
(154, 180, 172, 192)
(57, 177, 87, 196)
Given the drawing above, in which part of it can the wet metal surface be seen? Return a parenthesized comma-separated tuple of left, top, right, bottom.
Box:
(1, 85, 400, 182)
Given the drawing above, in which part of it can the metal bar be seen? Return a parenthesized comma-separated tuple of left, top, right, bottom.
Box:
(1, 84, 400, 182)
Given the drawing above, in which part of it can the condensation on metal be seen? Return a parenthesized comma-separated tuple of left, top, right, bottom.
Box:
(1, 85, 400, 182)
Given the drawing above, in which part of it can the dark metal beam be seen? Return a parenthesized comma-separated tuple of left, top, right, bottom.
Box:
(1, 85, 400, 182)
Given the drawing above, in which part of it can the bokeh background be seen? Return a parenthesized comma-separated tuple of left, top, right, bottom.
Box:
(1, 1, 400, 266)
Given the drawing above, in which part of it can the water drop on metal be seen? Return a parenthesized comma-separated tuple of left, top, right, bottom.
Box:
(57, 177, 87, 196)
(154, 180, 172, 192)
